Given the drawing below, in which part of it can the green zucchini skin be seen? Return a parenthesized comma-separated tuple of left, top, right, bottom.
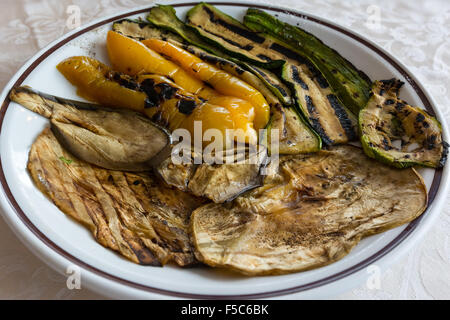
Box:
(146, 4, 213, 51)
(359, 79, 448, 168)
(282, 63, 358, 146)
(244, 8, 372, 114)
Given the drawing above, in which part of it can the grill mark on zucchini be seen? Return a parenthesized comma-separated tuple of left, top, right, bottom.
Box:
(326, 94, 357, 141)
(244, 8, 372, 113)
(304, 95, 333, 146)
(198, 26, 255, 51)
(284, 64, 356, 145)
(251, 67, 288, 97)
(269, 42, 308, 64)
(185, 3, 356, 145)
(112, 19, 183, 42)
(243, 63, 292, 105)
(200, 5, 266, 44)
(290, 65, 309, 90)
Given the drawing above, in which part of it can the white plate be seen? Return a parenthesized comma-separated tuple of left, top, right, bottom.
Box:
(0, 1, 448, 299)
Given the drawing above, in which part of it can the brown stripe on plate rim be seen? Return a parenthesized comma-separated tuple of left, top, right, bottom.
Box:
(0, 2, 444, 299)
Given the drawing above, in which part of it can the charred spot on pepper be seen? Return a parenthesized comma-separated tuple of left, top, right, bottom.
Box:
(110, 72, 140, 91)
(177, 99, 198, 115)
(140, 78, 160, 108)
(202, 5, 265, 44)
(155, 83, 178, 100)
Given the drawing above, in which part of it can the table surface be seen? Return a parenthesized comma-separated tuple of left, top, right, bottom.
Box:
(0, 0, 449, 300)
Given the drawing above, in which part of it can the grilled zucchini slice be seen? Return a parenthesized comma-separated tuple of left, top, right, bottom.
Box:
(242, 63, 293, 105)
(112, 19, 182, 42)
(359, 79, 448, 168)
(184, 3, 357, 145)
(185, 3, 284, 68)
(147, 4, 215, 52)
(266, 105, 321, 154)
(244, 8, 372, 114)
(282, 64, 357, 145)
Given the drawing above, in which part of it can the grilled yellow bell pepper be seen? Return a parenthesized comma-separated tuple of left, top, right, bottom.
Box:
(142, 38, 270, 130)
(57, 56, 147, 112)
(106, 31, 261, 143)
(107, 30, 216, 99)
(57, 56, 254, 146)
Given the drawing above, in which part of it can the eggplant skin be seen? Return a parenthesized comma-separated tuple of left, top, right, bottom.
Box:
(359, 79, 447, 169)
(190, 145, 427, 276)
(28, 128, 205, 267)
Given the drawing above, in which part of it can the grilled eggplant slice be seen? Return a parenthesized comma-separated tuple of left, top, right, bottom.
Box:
(191, 145, 427, 275)
(28, 128, 205, 266)
(360, 79, 448, 168)
(156, 146, 268, 203)
(184, 3, 357, 145)
(10, 86, 170, 172)
(244, 8, 372, 113)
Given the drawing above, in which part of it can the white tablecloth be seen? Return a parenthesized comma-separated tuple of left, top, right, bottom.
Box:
(0, 0, 449, 300)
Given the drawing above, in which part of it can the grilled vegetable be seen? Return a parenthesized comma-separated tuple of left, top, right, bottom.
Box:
(10, 86, 170, 172)
(28, 128, 205, 266)
(184, 3, 357, 145)
(244, 8, 372, 113)
(57, 56, 148, 112)
(144, 6, 322, 154)
(191, 145, 428, 275)
(142, 38, 270, 130)
(147, 4, 215, 52)
(112, 18, 183, 42)
(359, 79, 448, 168)
(185, 3, 284, 68)
(157, 145, 267, 203)
(107, 32, 268, 141)
(242, 63, 292, 105)
(107, 30, 216, 97)
(178, 42, 282, 107)
(57, 56, 245, 146)
(112, 18, 282, 109)
(266, 105, 321, 154)
(282, 64, 357, 145)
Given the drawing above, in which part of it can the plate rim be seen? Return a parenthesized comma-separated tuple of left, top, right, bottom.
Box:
(0, 0, 448, 299)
